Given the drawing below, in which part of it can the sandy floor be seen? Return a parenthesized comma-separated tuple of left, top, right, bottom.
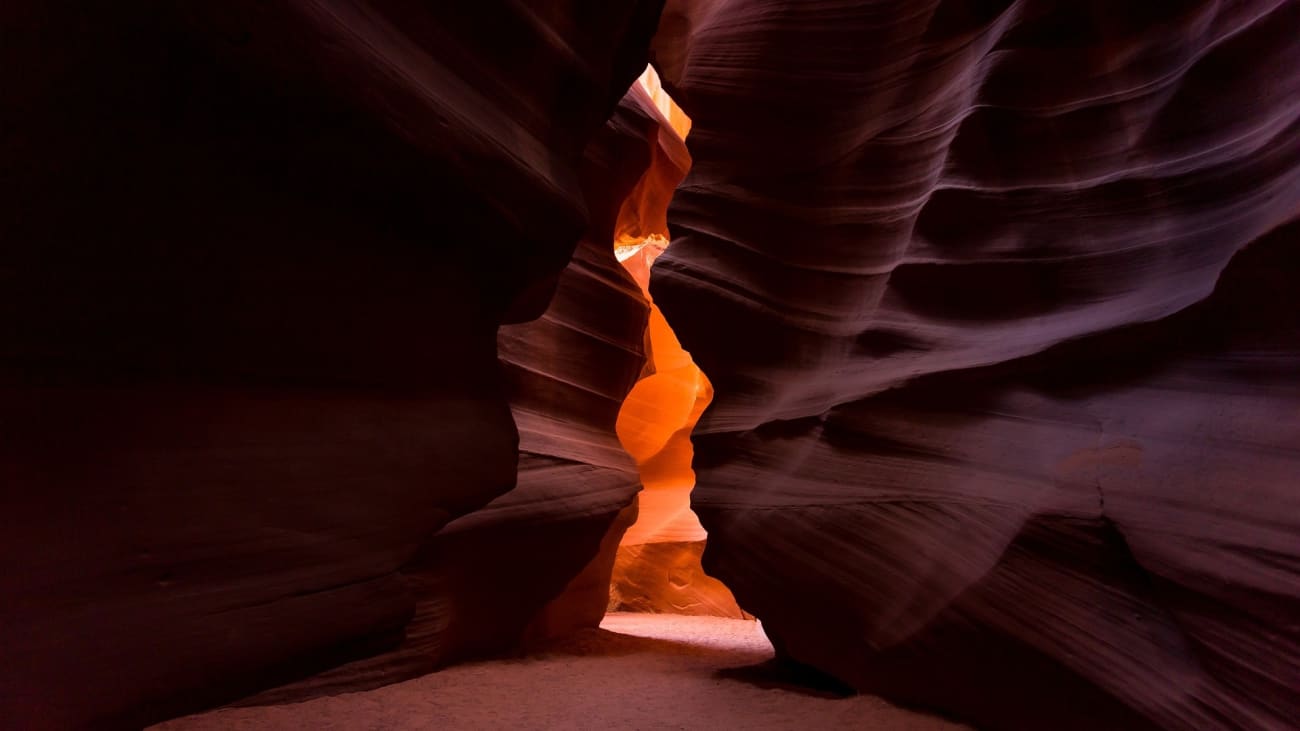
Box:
(154, 613, 970, 730)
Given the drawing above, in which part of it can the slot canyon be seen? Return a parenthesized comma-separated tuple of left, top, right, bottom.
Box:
(1, 2, 1297, 730)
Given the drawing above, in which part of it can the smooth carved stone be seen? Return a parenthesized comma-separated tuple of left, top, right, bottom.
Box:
(616, 239, 714, 546)
(650, 1, 1300, 728)
(214, 83, 681, 711)
(0, 2, 665, 728)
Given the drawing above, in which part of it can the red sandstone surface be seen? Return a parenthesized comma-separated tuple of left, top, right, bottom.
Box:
(2, 2, 1297, 730)
(650, 1, 1300, 729)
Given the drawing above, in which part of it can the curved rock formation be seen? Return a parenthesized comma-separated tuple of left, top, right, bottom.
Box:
(650, 1, 1300, 728)
(0, 2, 665, 727)
(601, 70, 743, 618)
(611, 233, 741, 615)
(238, 81, 685, 709)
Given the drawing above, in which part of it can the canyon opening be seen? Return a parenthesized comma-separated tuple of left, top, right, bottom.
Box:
(607, 65, 744, 620)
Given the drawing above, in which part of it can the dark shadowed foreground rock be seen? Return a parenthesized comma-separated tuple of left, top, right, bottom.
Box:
(0, 2, 665, 727)
(227, 84, 683, 710)
(651, 1, 1300, 728)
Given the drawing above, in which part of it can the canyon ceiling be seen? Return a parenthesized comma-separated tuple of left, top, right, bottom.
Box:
(2, 2, 1297, 730)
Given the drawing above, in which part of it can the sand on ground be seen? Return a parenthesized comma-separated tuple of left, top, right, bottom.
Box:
(153, 613, 970, 730)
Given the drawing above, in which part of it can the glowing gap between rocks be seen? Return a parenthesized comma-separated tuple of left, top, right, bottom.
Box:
(608, 66, 744, 618)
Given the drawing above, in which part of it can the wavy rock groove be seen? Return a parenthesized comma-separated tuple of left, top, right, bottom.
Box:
(650, 1, 1300, 729)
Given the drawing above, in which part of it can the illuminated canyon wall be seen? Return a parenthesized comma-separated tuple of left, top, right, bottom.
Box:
(605, 69, 743, 618)
(0, 2, 666, 727)
(650, 1, 1300, 729)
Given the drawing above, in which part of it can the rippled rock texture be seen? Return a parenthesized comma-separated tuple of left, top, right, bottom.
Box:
(0, 2, 664, 727)
(651, 1, 1300, 729)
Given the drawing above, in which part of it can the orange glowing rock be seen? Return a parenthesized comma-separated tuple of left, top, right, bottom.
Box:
(607, 72, 742, 618)
(609, 541, 747, 617)
(612, 77, 712, 549)
(615, 259, 713, 545)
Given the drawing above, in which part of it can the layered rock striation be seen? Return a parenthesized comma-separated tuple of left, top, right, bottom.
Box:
(650, 1, 1300, 728)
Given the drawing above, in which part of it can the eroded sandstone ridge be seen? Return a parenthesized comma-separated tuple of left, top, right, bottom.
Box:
(650, 1, 1300, 729)
(1, 2, 665, 727)
(236, 80, 685, 711)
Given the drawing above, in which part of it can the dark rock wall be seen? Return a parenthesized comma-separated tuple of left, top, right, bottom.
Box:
(229, 83, 679, 711)
(0, 2, 663, 727)
(650, 1, 1300, 729)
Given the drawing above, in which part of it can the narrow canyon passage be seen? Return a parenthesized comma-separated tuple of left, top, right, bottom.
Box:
(152, 64, 790, 731)
(607, 66, 744, 619)
(4, 3, 1296, 729)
